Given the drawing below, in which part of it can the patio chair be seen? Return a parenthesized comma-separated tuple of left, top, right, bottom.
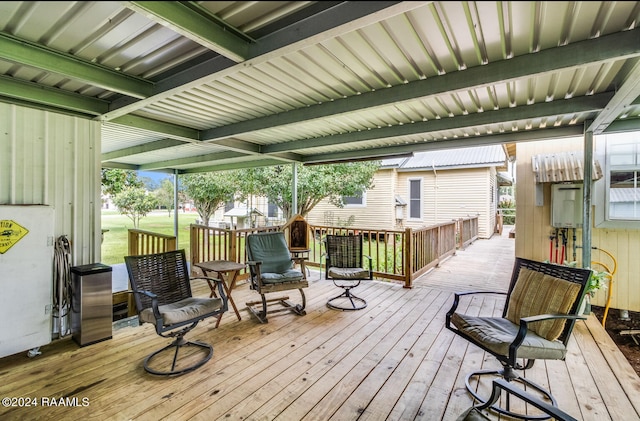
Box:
(245, 231, 308, 323)
(124, 249, 228, 376)
(445, 257, 591, 420)
(324, 234, 373, 310)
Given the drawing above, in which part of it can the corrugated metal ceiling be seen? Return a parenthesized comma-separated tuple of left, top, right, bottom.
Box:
(1, 1, 640, 174)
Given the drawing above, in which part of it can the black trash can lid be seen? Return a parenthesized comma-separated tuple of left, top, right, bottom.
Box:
(70, 263, 112, 275)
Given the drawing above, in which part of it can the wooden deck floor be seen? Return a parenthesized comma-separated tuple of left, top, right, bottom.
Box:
(1, 229, 639, 421)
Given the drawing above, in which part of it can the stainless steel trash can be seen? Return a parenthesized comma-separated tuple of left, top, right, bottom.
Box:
(71, 263, 113, 346)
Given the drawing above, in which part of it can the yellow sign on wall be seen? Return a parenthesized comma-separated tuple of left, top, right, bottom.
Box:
(0, 220, 29, 254)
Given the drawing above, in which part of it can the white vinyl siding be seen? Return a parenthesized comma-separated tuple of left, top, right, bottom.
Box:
(306, 169, 396, 229)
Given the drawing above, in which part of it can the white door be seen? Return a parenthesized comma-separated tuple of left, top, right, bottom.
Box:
(0, 205, 54, 358)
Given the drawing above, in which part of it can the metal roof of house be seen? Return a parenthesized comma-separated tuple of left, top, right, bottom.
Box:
(1, 1, 640, 174)
(393, 145, 507, 170)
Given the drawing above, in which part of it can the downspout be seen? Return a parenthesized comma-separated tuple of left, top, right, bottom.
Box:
(432, 161, 437, 221)
(582, 124, 593, 269)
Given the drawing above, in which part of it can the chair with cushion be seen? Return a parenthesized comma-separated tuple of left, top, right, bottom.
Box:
(445, 257, 591, 420)
(324, 234, 373, 310)
(124, 249, 228, 376)
(245, 231, 308, 323)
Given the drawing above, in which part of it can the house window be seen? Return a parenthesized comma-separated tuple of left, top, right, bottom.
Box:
(342, 191, 366, 207)
(224, 200, 234, 212)
(268, 200, 278, 218)
(408, 178, 422, 219)
(607, 140, 640, 220)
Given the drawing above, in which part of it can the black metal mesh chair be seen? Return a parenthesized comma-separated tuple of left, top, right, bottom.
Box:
(324, 234, 373, 310)
(445, 257, 591, 420)
(125, 249, 228, 376)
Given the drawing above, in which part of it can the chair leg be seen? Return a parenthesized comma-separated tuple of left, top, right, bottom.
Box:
(465, 367, 557, 420)
(144, 335, 213, 376)
(327, 286, 367, 311)
(246, 289, 307, 323)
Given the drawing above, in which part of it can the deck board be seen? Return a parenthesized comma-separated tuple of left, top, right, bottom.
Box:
(1, 228, 639, 420)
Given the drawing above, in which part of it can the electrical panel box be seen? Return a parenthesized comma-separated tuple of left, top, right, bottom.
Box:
(551, 183, 583, 228)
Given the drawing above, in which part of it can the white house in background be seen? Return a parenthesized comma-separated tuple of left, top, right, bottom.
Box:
(306, 145, 510, 239)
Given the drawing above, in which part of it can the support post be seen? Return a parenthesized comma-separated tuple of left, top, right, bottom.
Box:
(173, 170, 179, 243)
(292, 163, 298, 215)
(582, 124, 593, 268)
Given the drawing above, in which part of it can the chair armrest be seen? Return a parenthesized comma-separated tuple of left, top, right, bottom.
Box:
(132, 289, 162, 322)
(133, 289, 157, 299)
(509, 313, 587, 362)
(446, 291, 507, 318)
(521, 313, 587, 324)
(246, 260, 262, 267)
(445, 291, 508, 330)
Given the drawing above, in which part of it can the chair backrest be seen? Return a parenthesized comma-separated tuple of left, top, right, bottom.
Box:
(504, 257, 592, 344)
(325, 234, 364, 269)
(246, 231, 293, 274)
(124, 249, 192, 315)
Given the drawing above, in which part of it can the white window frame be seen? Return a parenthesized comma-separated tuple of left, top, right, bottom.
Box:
(342, 191, 367, 208)
(408, 178, 423, 221)
(595, 133, 640, 228)
(267, 199, 279, 218)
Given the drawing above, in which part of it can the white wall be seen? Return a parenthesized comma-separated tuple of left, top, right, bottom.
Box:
(0, 103, 102, 265)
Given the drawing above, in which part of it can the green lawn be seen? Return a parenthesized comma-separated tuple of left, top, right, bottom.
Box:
(101, 210, 198, 265)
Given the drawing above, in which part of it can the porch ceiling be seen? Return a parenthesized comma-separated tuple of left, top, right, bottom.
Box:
(1, 1, 640, 174)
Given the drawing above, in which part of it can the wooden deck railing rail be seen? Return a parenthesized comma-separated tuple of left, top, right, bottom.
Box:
(457, 216, 479, 249)
(188, 216, 478, 289)
(410, 221, 458, 281)
(306, 225, 409, 285)
(118, 229, 178, 317)
(190, 224, 281, 280)
(127, 229, 177, 256)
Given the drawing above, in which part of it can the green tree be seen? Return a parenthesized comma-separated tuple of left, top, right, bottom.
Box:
(112, 186, 158, 228)
(101, 169, 142, 196)
(238, 162, 379, 219)
(180, 172, 237, 225)
(155, 178, 177, 216)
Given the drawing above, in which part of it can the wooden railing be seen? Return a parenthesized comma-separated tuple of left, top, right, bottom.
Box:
(457, 216, 478, 249)
(410, 221, 458, 280)
(190, 224, 280, 280)
(127, 229, 177, 256)
(306, 225, 409, 284)
(117, 229, 178, 317)
(188, 216, 478, 289)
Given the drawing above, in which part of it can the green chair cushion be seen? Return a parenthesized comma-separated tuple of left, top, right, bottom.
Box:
(261, 269, 304, 284)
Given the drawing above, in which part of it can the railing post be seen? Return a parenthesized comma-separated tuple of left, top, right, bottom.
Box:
(230, 230, 238, 263)
(189, 225, 198, 273)
(128, 230, 137, 256)
(404, 227, 413, 288)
